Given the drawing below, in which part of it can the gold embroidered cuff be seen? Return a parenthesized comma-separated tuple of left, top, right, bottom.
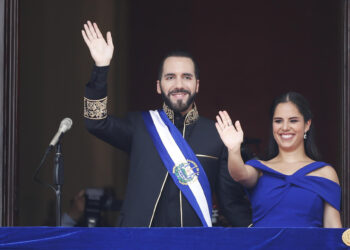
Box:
(84, 97, 107, 119)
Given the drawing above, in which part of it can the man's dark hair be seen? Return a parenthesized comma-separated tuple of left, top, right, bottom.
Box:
(157, 51, 200, 81)
(265, 91, 321, 161)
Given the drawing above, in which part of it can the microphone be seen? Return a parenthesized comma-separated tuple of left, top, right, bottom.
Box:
(49, 118, 73, 147)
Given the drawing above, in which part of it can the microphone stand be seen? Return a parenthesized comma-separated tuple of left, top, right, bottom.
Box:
(33, 118, 72, 227)
(54, 140, 64, 226)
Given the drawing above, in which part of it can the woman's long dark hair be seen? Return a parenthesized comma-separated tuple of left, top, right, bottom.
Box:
(265, 92, 321, 161)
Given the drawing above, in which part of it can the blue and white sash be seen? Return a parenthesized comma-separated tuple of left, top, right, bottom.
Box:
(142, 110, 212, 227)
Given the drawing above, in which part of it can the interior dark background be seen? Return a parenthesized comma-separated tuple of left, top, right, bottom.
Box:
(18, 0, 342, 225)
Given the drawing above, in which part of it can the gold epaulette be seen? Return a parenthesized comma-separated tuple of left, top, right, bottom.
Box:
(84, 97, 107, 119)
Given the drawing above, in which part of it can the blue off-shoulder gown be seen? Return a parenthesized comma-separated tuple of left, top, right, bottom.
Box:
(245, 159, 341, 227)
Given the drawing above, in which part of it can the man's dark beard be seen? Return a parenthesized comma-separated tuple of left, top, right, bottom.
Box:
(161, 88, 196, 113)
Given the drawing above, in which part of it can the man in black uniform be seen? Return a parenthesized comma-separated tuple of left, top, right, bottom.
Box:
(82, 21, 251, 227)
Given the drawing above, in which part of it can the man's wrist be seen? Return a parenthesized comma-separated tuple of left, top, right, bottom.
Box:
(95, 61, 111, 67)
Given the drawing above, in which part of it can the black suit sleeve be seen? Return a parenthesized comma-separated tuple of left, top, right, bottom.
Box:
(84, 66, 133, 153)
(85, 115, 134, 153)
(216, 146, 252, 227)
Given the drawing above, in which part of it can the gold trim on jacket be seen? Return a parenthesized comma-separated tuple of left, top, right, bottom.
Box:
(162, 103, 199, 125)
(148, 172, 169, 227)
(84, 97, 107, 119)
(196, 154, 219, 160)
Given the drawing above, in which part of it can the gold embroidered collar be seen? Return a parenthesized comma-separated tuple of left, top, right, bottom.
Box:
(162, 103, 199, 125)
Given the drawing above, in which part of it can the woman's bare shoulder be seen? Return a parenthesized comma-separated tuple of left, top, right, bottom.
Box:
(311, 164, 340, 184)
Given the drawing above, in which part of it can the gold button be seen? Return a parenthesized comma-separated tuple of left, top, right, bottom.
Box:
(342, 228, 350, 246)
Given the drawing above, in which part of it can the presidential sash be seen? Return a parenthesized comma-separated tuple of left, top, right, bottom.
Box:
(142, 110, 212, 227)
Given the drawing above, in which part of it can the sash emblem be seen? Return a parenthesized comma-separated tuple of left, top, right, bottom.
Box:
(173, 160, 199, 185)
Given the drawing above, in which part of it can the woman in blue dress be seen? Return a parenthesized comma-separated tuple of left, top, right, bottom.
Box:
(215, 92, 342, 227)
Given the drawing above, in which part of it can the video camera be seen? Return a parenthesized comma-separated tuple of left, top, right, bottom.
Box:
(84, 188, 122, 227)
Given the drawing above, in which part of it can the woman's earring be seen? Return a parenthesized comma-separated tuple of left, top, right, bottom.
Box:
(304, 132, 307, 140)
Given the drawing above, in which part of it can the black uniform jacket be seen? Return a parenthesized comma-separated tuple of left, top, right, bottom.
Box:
(84, 66, 251, 227)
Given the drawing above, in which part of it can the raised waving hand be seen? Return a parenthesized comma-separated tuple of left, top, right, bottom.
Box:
(216, 111, 259, 187)
(82, 21, 114, 66)
(215, 111, 243, 152)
